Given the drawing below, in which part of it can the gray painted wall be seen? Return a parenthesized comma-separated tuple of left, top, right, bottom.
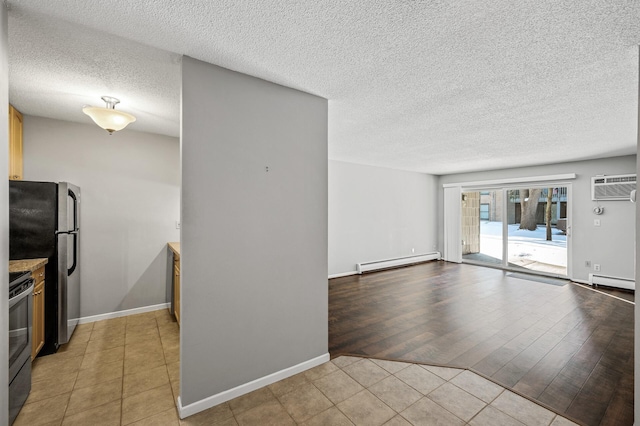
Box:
(1, 4, 9, 424)
(181, 57, 328, 405)
(22, 116, 180, 317)
(439, 155, 636, 282)
(329, 160, 438, 275)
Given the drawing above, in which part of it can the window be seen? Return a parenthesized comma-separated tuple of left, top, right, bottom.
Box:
(479, 203, 489, 220)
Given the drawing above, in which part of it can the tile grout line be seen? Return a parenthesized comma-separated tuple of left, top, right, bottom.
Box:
(33, 319, 585, 426)
(59, 330, 84, 424)
(404, 378, 469, 424)
(76, 315, 168, 425)
(337, 356, 578, 426)
(122, 315, 168, 425)
(464, 389, 526, 426)
(16, 316, 181, 425)
(468, 363, 581, 423)
(333, 358, 454, 426)
(307, 367, 356, 424)
(120, 330, 125, 426)
(163, 361, 178, 423)
(158, 315, 182, 425)
(121, 314, 141, 425)
(61, 322, 92, 424)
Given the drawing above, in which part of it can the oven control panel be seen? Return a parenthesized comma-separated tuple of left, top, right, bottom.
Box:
(9, 278, 33, 300)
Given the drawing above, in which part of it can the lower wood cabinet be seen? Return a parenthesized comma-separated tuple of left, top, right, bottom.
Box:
(173, 257, 181, 325)
(31, 266, 45, 360)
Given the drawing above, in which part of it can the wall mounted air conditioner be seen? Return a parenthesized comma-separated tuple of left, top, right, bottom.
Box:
(591, 174, 636, 201)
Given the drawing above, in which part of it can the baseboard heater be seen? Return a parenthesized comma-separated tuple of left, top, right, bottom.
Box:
(356, 252, 441, 274)
(589, 273, 635, 291)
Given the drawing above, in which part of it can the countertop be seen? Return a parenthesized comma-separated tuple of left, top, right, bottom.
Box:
(168, 242, 180, 257)
(9, 258, 49, 273)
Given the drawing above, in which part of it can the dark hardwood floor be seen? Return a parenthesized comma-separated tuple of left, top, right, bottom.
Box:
(329, 261, 634, 426)
(582, 283, 635, 303)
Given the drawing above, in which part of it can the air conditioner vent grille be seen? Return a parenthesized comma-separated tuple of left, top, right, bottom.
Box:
(591, 174, 637, 201)
(607, 176, 636, 183)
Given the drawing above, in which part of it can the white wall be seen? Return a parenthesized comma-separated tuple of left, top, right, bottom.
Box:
(439, 155, 636, 282)
(1, 3, 9, 424)
(22, 116, 180, 317)
(329, 160, 438, 276)
(181, 57, 328, 410)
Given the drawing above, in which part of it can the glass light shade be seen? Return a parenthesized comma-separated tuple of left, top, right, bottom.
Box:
(82, 106, 136, 134)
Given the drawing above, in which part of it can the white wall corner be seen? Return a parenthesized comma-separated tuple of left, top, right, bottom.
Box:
(77, 303, 169, 324)
(177, 353, 330, 419)
(328, 271, 358, 279)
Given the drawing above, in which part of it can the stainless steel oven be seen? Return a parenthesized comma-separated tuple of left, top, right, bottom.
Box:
(9, 271, 34, 425)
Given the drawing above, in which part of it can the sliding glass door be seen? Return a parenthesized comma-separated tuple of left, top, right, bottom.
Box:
(461, 185, 570, 278)
(506, 187, 567, 276)
(461, 190, 503, 266)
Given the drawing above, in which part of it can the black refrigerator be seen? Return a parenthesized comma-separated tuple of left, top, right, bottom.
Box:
(9, 181, 81, 355)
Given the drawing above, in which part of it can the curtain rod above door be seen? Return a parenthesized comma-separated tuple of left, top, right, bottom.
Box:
(442, 173, 577, 189)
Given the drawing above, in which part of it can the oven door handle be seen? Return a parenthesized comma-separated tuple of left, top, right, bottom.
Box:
(9, 282, 34, 308)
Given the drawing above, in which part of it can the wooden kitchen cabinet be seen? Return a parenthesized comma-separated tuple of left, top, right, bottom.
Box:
(8, 104, 23, 181)
(31, 266, 45, 360)
(174, 257, 181, 325)
(168, 242, 181, 325)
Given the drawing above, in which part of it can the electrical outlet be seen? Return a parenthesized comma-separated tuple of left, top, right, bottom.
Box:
(594, 264, 601, 272)
(412, 248, 415, 254)
(585, 260, 591, 268)
(594, 219, 601, 227)
(176, 221, 181, 229)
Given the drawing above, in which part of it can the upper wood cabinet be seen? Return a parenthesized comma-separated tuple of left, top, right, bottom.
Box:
(9, 104, 23, 180)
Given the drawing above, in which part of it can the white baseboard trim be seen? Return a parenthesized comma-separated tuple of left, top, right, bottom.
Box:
(177, 352, 330, 419)
(357, 252, 441, 274)
(589, 273, 635, 290)
(571, 279, 589, 285)
(570, 280, 634, 304)
(77, 303, 169, 324)
(328, 271, 357, 279)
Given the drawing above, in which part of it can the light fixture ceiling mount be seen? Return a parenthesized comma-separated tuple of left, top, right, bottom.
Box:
(82, 96, 136, 134)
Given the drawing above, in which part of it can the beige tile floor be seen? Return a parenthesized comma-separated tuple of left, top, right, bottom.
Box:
(15, 310, 580, 426)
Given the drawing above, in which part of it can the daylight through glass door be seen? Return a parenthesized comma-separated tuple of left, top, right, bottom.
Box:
(506, 187, 567, 276)
(462, 187, 568, 277)
(461, 190, 503, 266)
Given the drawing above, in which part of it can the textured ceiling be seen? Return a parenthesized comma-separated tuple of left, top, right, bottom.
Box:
(6, 0, 640, 174)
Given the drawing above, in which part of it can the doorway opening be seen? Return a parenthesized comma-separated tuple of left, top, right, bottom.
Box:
(461, 186, 569, 277)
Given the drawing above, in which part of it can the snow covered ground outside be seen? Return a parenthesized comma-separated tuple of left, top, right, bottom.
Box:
(478, 221, 567, 268)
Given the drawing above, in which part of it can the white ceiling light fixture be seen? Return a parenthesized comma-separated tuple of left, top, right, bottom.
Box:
(82, 96, 136, 134)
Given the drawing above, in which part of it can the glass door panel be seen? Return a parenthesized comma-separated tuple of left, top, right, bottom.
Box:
(506, 187, 567, 276)
(461, 190, 503, 266)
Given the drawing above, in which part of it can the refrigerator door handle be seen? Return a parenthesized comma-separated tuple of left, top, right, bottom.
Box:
(68, 189, 79, 231)
(68, 232, 78, 276)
